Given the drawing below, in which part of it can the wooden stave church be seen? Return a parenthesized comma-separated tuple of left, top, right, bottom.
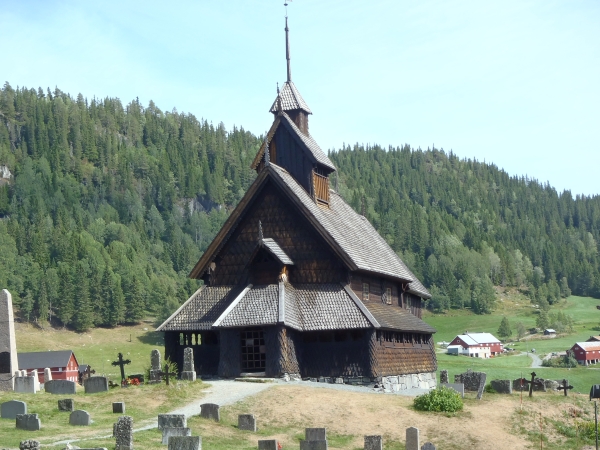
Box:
(157, 17, 437, 383)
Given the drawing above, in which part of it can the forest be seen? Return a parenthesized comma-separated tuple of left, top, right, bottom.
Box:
(0, 82, 598, 331)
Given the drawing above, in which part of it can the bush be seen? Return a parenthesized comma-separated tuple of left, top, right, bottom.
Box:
(413, 386, 463, 413)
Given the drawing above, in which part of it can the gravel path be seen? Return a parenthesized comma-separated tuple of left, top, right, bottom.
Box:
(522, 351, 543, 368)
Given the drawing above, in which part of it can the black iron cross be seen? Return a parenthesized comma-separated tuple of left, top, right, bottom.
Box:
(517, 372, 543, 397)
(156, 364, 177, 386)
(111, 352, 131, 382)
(557, 379, 574, 397)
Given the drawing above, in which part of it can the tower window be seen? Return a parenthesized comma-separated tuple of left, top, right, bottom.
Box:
(385, 287, 392, 305)
(362, 283, 369, 301)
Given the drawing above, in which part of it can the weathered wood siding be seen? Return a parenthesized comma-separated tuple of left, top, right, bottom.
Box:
(164, 331, 220, 376)
(273, 124, 314, 193)
(350, 273, 424, 317)
(208, 180, 345, 286)
(218, 329, 241, 377)
(369, 330, 437, 376)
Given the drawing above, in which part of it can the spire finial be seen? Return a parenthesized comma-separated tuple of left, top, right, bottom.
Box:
(258, 220, 264, 241)
(284, 2, 292, 82)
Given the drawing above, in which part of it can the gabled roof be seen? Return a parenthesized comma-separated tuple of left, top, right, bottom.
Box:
(455, 333, 501, 346)
(188, 162, 430, 297)
(573, 342, 600, 352)
(269, 81, 312, 114)
(18, 350, 77, 370)
(250, 112, 336, 172)
(157, 281, 435, 333)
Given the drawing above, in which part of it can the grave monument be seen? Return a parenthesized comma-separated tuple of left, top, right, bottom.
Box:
(0, 289, 18, 391)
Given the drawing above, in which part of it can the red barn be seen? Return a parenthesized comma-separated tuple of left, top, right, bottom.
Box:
(449, 332, 503, 357)
(18, 350, 79, 383)
(569, 342, 600, 365)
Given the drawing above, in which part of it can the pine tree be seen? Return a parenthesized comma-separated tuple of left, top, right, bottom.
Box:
(72, 262, 93, 332)
(497, 316, 512, 338)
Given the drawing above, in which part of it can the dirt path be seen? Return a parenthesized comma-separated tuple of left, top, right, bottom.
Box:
(522, 351, 544, 368)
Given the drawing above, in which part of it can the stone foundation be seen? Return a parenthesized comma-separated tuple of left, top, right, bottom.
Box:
(290, 372, 437, 391)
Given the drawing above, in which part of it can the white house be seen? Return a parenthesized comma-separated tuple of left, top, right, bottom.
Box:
(449, 332, 503, 358)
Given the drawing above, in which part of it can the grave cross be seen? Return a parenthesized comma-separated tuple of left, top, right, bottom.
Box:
(557, 379, 574, 397)
(111, 352, 131, 382)
(526, 371, 544, 397)
(156, 363, 177, 385)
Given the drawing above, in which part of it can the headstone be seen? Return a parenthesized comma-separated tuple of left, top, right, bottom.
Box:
(439, 370, 448, 384)
(114, 415, 133, 450)
(162, 427, 191, 445)
(84, 376, 109, 393)
(421, 443, 437, 450)
(158, 414, 187, 430)
(16, 413, 41, 431)
(181, 347, 196, 381)
(238, 414, 257, 431)
(19, 440, 40, 450)
(258, 440, 279, 450)
(199, 403, 220, 421)
(406, 427, 420, 450)
(58, 399, 74, 412)
(45, 379, 77, 394)
(30, 369, 40, 391)
(0, 289, 18, 391)
(168, 436, 201, 450)
(113, 402, 126, 413)
(149, 349, 162, 383)
(306, 428, 327, 441)
(14, 374, 37, 393)
(70, 409, 91, 426)
(1, 399, 27, 419)
(440, 383, 464, 398)
(490, 379, 512, 394)
(43, 368, 52, 383)
(364, 435, 383, 450)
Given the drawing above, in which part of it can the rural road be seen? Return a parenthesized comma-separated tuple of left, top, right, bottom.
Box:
(522, 351, 543, 368)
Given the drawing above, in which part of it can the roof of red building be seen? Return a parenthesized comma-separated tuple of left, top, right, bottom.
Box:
(18, 350, 78, 370)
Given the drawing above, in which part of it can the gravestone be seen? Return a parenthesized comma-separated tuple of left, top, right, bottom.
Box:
(1, 399, 27, 419)
(181, 347, 196, 381)
(440, 383, 464, 398)
(14, 374, 37, 393)
(45, 379, 77, 394)
(168, 436, 201, 450)
(199, 403, 220, 421)
(162, 427, 191, 444)
(149, 349, 162, 383)
(258, 440, 279, 450)
(16, 413, 41, 431)
(406, 427, 420, 450)
(114, 415, 133, 450)
(300, 428, 328, 450)
(454, 370, 486, 399)
(364, 435, 383, 450)
(113, 402, 126, 413)
(0, 289, 18, 391)
(70, 409, 91, 426)
(439, 370, 448, 384)
(158, 413, 186, 430)
(490, 379, 512, 394)
(43, 367, 52, 384)
(84, 376, 109, 393)
(58, 398, 74, 412)
(421, 443, 437, 450)
(19, 440, 40, 450)
(238, 414, 257, 431)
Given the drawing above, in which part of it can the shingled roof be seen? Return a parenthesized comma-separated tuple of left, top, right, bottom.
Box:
(251, 112, 336, 172)
(157, 281, 435, 333)
(269, 81, 312, 114)
(260, 238, 294, 265)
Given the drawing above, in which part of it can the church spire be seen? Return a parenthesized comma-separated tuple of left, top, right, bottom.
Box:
(285, 15, 292, 82)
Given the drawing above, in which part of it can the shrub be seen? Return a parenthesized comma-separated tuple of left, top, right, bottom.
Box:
(413, 386, 463, 412)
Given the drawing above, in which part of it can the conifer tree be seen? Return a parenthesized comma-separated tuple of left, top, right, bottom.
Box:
(497, 316, 512, 338)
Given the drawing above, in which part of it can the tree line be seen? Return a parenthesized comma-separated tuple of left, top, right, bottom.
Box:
(0, 82, 599, 331)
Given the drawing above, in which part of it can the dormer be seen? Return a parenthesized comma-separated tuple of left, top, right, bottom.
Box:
(245, 223, 294, 285)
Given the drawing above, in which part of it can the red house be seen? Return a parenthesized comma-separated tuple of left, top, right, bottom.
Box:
(569, 342, 600, 365)
(18, 350, 79, 383)
(449, 332, 503, 358)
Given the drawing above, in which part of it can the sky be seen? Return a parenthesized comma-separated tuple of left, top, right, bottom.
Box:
(1, 0, 599, 196)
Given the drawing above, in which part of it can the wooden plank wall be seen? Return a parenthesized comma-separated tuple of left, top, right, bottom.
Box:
(369, 331, 437, 377)
(218, 329, 241, 377)
(274, 124, 313, 193)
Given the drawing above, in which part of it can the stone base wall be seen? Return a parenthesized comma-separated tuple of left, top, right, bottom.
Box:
(282, 371, 436, 391)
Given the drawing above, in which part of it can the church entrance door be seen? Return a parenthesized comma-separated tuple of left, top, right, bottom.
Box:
(241, 328, 266, 373)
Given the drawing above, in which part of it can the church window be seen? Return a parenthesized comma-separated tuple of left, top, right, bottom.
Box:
(362, 283, 369, 301)
(385, 287, 392, 305)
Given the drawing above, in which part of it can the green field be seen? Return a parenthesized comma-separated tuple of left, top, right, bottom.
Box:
(425, 293, 600, 392)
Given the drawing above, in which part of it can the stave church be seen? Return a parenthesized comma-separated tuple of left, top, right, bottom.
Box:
(158, 15, 437, 387)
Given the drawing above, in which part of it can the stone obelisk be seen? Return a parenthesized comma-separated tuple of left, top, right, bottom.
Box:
(0, 289, 18, 391)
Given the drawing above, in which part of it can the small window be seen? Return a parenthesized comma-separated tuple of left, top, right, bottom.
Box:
(362, 283, 369, 301)
(385, 287, 392, 305)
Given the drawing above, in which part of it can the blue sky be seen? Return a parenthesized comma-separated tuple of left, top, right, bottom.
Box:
(1, 0, 598, 195)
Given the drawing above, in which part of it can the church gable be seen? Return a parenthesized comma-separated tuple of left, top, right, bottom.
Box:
(206, 178, 345, 286)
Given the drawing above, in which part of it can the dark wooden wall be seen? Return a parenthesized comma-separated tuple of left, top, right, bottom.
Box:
(369, 330, 437, 377)
(209, 180, 345, 286)
(164, 331, 220, 376)
(273, 123, 314, 193)
(286, 110, 309, 135)
(218, 329, 241, 377)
